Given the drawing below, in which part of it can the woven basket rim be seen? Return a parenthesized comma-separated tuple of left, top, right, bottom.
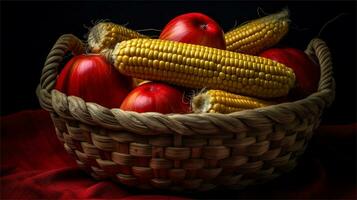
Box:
(36, 34, 335, 136)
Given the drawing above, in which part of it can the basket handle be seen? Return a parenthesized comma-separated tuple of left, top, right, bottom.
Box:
(305, 38, 335, 95)
(37, 34, 85, 111)
(40, 34, 85, 91)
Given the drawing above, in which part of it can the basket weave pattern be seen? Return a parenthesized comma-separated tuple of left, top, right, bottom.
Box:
(37, 34, 335, 191)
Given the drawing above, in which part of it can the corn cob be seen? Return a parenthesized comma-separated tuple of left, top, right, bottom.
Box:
(88, 22, 149, 53)
(192, 89, 273, 113)
(111, 38, 295, 98)
(225, 9, 290, 55)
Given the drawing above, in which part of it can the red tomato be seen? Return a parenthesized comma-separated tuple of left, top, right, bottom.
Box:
(260, 48, 321, 99)
(160, 12, 226, 50)
(55, 54, 132, 108)
(120, 82, 191, 114)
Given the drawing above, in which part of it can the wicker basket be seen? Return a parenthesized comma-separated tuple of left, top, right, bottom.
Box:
(36, 34, 335, 191)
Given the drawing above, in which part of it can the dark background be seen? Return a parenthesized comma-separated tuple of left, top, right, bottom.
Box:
(1, 1, 356, 124)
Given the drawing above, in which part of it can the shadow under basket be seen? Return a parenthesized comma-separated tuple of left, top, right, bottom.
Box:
(36, 34, 335, 191)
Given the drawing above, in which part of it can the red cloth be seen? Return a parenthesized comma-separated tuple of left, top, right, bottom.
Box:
(1, 110, 356, 199)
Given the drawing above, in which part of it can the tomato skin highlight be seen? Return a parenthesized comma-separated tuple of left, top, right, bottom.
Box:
(160, 12, 226, 50)
(55, 54, 133, 108)
(120, 82, 191, 114)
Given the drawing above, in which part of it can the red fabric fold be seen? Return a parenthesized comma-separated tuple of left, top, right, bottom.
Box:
(1, 110, 356, 199)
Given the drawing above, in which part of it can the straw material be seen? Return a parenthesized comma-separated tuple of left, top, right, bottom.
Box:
(36, 34, 335, 191)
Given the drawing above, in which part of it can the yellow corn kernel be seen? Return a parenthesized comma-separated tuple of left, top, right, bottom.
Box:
(88, 22, 148, 53)
(192, 89, 274, 113)
(225, 9, 290, 55)
(111, 38, 295, 98)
